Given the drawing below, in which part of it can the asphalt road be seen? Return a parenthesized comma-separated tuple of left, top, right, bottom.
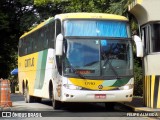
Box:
(9, 93, 131, 113)
(0, 93, 150, 119)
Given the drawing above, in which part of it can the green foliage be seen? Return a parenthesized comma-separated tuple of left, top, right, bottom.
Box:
(0, 0, 38, 78)
(0, 12, 9, 30)
(108, 0, 133, 15)
(134, 58, 143, 96)
(34, 0, 54, 6)
(61, 0, 110, 13)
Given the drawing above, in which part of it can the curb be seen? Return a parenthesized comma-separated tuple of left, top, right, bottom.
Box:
(119, 102, 160, 112)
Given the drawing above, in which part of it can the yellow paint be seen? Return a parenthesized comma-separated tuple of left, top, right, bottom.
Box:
(145, 76, 147, 106)
(157, 80, 160, 108)
(137, 0, 143, 4)
(146, 76, 149, 107)
(144, 76, 146, 106)
(18, 52, 39, 95)
(144, 75, 160, 108)
(151, 75, 155, 108)
(149, 76, 151, 107)
(69, 78, 117, 90)
(148, 76, 151, 107)
(146, 76, 148, 106)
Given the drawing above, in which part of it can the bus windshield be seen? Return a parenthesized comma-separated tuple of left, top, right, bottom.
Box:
(64, 20, 130, 37)
(63, 39, 133, 79)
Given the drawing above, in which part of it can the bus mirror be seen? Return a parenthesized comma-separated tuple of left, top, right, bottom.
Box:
(56, 34, 63, 56)
(133, 35, 143, 57)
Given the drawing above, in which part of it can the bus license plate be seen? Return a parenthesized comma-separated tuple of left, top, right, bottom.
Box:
(95, 94, 106, 99)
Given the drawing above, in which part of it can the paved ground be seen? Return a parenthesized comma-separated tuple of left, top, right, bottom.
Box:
(120, 97, 160, 112)
(0, 93, 160, 119)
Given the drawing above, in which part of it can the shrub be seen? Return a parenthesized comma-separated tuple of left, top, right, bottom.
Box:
(133, 58, 143, 96)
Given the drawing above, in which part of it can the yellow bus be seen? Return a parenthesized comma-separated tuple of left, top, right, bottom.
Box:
(18, 13, 134, 109)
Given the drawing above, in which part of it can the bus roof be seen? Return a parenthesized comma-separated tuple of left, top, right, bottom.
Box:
(20, 13, 128, 39)
(55, 13, 128, 21)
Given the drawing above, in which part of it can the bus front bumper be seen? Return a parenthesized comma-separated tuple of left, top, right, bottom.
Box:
(60, 88, 133, 102)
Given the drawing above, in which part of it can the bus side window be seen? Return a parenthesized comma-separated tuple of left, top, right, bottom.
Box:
(37, 29, 42, 51)
(44, 26, 49, 49)
(32, 32, 37, 53)
(24, 38, 28, 55)
(22, 38, 25, 56)
(19, 39, 22, 56)
(41, 29, 45, 50)
(48, 21, 55, 48)
(28, 35, 33, 54)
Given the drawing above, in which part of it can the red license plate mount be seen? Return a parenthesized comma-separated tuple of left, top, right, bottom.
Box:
(95, 94, 106, 99)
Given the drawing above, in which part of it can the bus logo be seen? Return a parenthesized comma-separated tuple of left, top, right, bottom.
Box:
(25, 58, 34, 67)
(98, 85, 103, 89)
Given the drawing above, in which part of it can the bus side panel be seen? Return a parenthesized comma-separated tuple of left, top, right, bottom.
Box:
(33, 49, 56, 98)
(18, 49, 56, 99)
(18, 52, 39, 95)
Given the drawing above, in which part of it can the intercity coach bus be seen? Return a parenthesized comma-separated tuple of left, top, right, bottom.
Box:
(18, 13, 134, 109)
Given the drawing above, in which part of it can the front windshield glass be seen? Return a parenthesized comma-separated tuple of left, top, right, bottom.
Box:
(64, 39, 100, 77)
(64, 20, 130, 38)
(63, 39, 133, 79)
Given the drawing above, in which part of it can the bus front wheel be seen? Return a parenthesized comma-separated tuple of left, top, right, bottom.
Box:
(52, 94, 61, 110)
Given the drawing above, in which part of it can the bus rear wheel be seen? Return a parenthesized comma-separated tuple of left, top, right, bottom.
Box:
(24, 87, 34, 103)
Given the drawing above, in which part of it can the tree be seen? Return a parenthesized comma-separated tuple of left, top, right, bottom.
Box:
(0, 0, 38, 78)
(108, 0, 133, 15)
(35, 1, 63, 20)
(0, 0, 65, 78)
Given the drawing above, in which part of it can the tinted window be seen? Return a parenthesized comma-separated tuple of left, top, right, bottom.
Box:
(19, 20, 55, 56)
(151, 23, 160, 52)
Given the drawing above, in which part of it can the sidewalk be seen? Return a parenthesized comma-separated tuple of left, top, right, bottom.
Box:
(121, 97, 160, 112)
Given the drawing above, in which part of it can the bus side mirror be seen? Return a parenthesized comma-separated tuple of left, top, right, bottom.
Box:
(133, 35, 143, 57)
(55, 34, 63, 56)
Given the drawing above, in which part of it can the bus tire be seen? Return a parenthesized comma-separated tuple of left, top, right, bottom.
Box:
(52, 95, 61, 109)
(22, 81, 25, 95)
(52, 100, 60, 110)
(24, 87, 34, 103)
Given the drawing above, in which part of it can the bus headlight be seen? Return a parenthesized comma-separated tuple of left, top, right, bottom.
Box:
(63, 84, 82, 90)
(119, 84, 133, 90)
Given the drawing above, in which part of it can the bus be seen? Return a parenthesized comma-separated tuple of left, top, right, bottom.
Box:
(18, 13, 134, 109)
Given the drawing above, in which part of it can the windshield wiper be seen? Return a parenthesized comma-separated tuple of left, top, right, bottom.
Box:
(70, 65, 86, 79)
(103, 58, 120, 79)
(65, 58, 85, 79)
